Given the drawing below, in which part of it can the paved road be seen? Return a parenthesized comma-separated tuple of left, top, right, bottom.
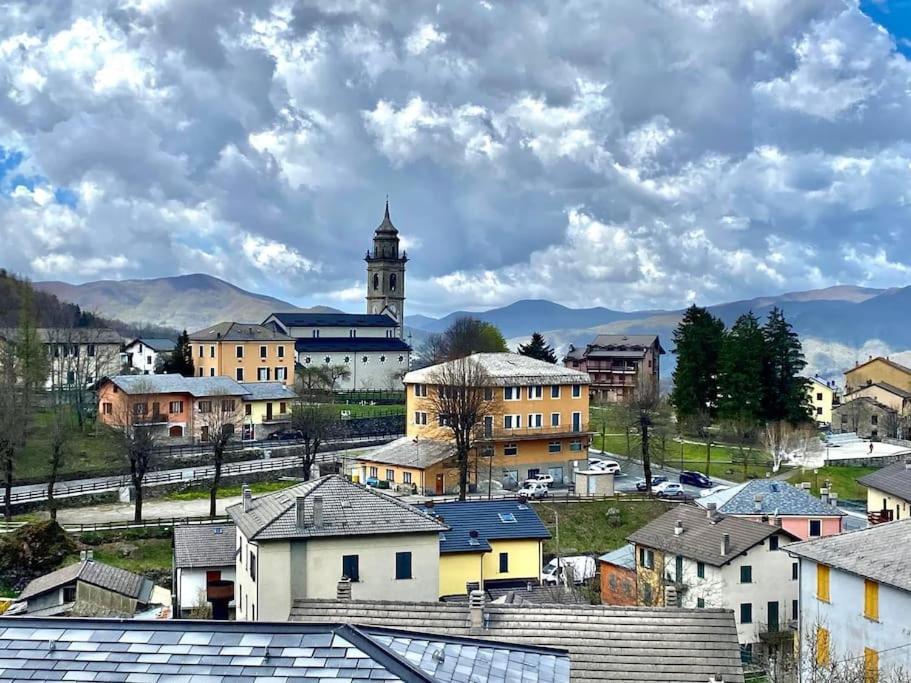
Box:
(588, 450, 735, 498)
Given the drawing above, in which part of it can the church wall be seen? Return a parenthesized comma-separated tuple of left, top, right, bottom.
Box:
(297, 350, 410, 390)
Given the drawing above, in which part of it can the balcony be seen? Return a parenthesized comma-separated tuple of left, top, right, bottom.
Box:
(758, 620, 797, 645)
(478, 424, 592, 442)
(134, 414, 169, 426)
(868, 509, 894, 525)
(261, 412, 292, 425)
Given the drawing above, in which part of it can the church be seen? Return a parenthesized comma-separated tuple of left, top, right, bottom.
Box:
(262, 202, 412, 391)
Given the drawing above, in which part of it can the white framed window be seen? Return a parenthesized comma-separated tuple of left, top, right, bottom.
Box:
(504, 386, 521, 400)
(551, 385, 560, 399)
(528, 413, 543, 428)
(504, 442, 518, 456)
(439, 414, 452, 427)
(528, 385, 543, 400)
(277, 346, 285, 359)
(198, 345, 204, 358)
(569, 440, 583, 452)
(236, 345, 244, 359)
(504, 414, 521, 429)
(548, 441, 562, 453)
(210, 346, 215, 358)
(236, 368, 244, 381)
(258, 368, 270, 381)
(572, 384, 582, 398)
(260, 345, 267, 359)
(312, 330, 320, 338)
(414, 384, 427, 397)
(551, 413, 560, 427)
(275, 367, 287, 381)
(414, 411, 428, 425)
(403, 472, 413, 484)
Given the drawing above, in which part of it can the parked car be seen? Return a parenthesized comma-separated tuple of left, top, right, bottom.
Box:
(654, 481, 686, 499)
(700, 485, 730, 498)
(635, 475, 668, 491)
(541, 556, 597, 586)
(679, 470, 714, 488)
(266, 429, 303, 441)
(524, 474, 555, 487)
(589, 459, 621, 474)
(365, 476, 380, 488)
(517, 481, 549, 499)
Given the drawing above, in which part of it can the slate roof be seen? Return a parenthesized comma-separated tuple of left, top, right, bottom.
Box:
(857, 461, 911, 501)
(564, 335, 664, 361)
(267, 312, 398, 328)
(18, 561, 153, 603)
(239, 381, 297, 402)
(0, 618, 570, 683)
(786, 518, 911, 593)
(295, 337, 412, 352)
(363, 437, 455, 469)
(105, 374, 251, 397)
(627, 505, 797, 567)
(417, 500, 550, 554)
(290, 599, 745, 683)
(598, 543, 636, 571)
(405, 353, 591, 387)
(173, 523, 237, 569)
(695, 480, 844, 517)
(127, 338, 176, 352)
(227, 474, 447, 542)
(851, 381, 911, 399)
(188, 322, 293, 342)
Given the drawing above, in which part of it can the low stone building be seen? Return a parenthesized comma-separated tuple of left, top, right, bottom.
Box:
(832, 395, 904, 439)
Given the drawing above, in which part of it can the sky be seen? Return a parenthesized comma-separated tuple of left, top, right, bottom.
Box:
(2, 0, 911, 318)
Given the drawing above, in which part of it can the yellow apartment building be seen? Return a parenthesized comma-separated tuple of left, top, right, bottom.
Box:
(190, 322, 295, 384)
(240, 381, 298, 441)
(845, 357, 911, 394)
(403, 353, 592, 492)
(807, 377, 839, 425)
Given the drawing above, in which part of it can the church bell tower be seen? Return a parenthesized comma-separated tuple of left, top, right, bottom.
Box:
(365, 200, 407, 338)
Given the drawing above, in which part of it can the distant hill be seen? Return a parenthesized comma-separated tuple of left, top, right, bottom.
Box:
(35, 274, 338, 332)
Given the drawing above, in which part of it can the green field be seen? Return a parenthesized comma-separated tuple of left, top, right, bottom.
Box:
(69, 528, 174, 574)
(329, 403, 405, 418)
(18, 410, 117, 482)
(164, 479, 299, 502)
(786, 465, 874, 502)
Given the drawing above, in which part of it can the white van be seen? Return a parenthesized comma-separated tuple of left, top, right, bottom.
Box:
(541, 555, 596, 586)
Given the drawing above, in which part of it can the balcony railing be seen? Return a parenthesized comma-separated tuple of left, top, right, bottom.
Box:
(868, 509, 894, 525)
(477, 424, 591, 442)
(262, 412, 292, 424)
(134, 414, 169, 425)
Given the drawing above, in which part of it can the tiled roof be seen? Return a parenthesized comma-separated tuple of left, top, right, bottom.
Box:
(239, 381, 297, 402)
(404, 353, 591, 387)
(858, 461, 911, 502)
(363, 437, 455, 469)
(267, 312, 398, 328)
(417, 500, 550, 554)
(564, 335, 665, 361)
(786, 518, 911, 593)
(173, 523, 237, 569)
(695, 480, 844, 517)
(227, 474, 447, 541)
(127, 337, 176, 352)
(598, 543, 636, 570)
(295, 337, 412, 352)
(858, 381, 911, 399)
(846, 356, 911, 377)
(0, 618, 570, 683)
(627, 505, 797, 567)
(106, 374, 251, 397)
(18, 561, 152, 603)
(188, 322, 294, 342)
(290, 599, 745, 683)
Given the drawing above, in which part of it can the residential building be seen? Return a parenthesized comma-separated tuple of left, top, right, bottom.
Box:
(14, 558, 168, 618)
(858, 460, 911, 524)
(0, 617, 570, 682)
(832, 395, 901, 439)
(787, 519, 911, 680)
(417, 499, 551, 598)
(291, 597, 746, 683)
(226, 475, 446, 621)
(404, 353, 592, 493)
(628, 505, 800, 653)
(847, 381, 911, 414)
(122, 337, 175, 374)
(696, 480, 845, 540)
(563, 334, 664, 403)
(0, 327, 122, 389)
(172, 523, 236, 619)
(350, 436, 456, 493)
(807, 376, 839, 425)
(598, 544, 637, 606)
(240, 380, 297, 440)
(188, 322, 294, 384)
(845, 355, 911, 393)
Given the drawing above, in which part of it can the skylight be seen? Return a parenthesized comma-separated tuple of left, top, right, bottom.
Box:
(498, 513, 517, 523)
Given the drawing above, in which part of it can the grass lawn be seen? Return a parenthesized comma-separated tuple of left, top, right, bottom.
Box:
(786, 465, 874, 502)
(536, 498, 673, 557)
(18, 409, 118, 482)
(68, 528, 175, 574)
(163, 479, 299, 502)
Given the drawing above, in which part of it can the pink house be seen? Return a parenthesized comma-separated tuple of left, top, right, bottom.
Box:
(696, 480, 844, 540)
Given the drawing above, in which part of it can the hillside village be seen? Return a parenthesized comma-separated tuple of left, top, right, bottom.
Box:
(0, 207, 910, 682)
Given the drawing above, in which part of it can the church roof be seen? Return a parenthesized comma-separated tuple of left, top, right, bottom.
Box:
(375, 200, 398, 235)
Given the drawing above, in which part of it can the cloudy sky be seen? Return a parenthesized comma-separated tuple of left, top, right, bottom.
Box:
(2, 0, 911, 317)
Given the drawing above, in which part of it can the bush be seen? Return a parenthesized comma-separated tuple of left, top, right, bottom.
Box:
(0, 521, 77, 591)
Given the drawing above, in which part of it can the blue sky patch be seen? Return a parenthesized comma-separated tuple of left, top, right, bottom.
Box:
(862, 0, 911, 57)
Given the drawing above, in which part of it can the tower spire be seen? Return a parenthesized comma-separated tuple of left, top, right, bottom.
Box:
(384, 196, 390, 221)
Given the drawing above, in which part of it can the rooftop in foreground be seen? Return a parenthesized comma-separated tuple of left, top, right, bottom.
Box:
(404, 353, 591, 386)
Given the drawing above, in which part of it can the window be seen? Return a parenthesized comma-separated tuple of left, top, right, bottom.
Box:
(528, 385, 543, 400)
(275, 367, 287, 381)
(548, 441, 562, 453)
(871, 414, 878, 426)
(482, 387, 493, 400)
(395, 551, 412, 580)
(133, 402, 148, 416)
(569, 440, 582, 452)
(864, 648, 879, 683)
(675, 555, 683, 581)
(438, 414, 452, 427)
(380, 355, 386, 363)
(198, 400, 212, 413)
(809, 519, 821, 537)
(817, 392, 823, 401)
(210, 368, 215, 377)
(414, 384, 427, 397)
(792, 599, 799, 621)
(198, 368, 203, 376)
(245, 404, 252, 416)
(362, 356, 368, 363)
(816, 627, 830, 666)
(249, 551, 257, 581)
(697, 562, 705, 579)
(697, 598, 705, 608)
(236, 368, 244, 381)
(63, 585, 76, 603)
(499, 552, 509, 573)
(312, 330, 320, 338)
(527, 413, 543, 428)
(398, 355, 405, 363)
(551, 385, 560, 399)
(199, 345, 204, 358)
(385, 469, 395, 482)
(169, 401, 183, 414)
(342, 555, 360, 582)
(817, 407, 823, 416)
(504, 414, 521, 429)
(210, 345, 216, 358)
(639, 547, 654, 569)
(504, 442, 518, 456)
(504, 386, 521, 400)
(260, 345, 267, 359)
(551, 413, 560, 427)
(792, 562, 798, 580)
(146, 355, 152, 365)
(222, 399, 235, 412)
(864, 579, 879, 621)
(369, 467, 378, 478)
(325, 356, 331, 364)
(102, 402, 112, 415)
(740, 603, 752, 624)
(279, 402, 287, 414)
(236, 345, 244, 359)
(816, 564, 830, 602)
(571, 384, 581, 398)
(277, 346, 285, 358)
(344, 356, 350, 363)
(304, 356, 311, 364)
(769, 535, 779, 551)
(414, 411, 428, 426)
(258, 368, 270, 381)
(403, 472, 412, 484)
(498, 513, 517, 523)
(740, 566, 752, 584)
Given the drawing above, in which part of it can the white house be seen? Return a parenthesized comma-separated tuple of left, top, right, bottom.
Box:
(226, 474, 446, 622)
(628, 505, 801, 656)
(787, 518, 911, 681)
(123, 338, 176, 374)
(172, 523, 237, 618)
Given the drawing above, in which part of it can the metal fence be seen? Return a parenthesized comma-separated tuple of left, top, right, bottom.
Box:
(0, 515, 232, 535)
(332, 389, 405, 405)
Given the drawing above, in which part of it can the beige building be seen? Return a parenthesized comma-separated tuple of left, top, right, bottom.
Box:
(858, 460, 911, 524)
(189, 322, 294, 384)
(0, 327, 122, 389)
(844, 356, 911, 394)
(807, 377, 839, 425)
(227, 475, 446, 622)
(563, 334, 664, 403)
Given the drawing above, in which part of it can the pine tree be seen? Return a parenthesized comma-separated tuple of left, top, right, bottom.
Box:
(160, 330, 195, 377)
(517, 332, 558, 363)
(717, 312, 765, 425)
(670, 305, 725, 424)
(760, 307, 810, 424)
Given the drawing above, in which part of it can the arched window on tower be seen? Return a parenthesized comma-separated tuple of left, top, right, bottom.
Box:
(373, 273, 379, 290)
(390, 273, 397, 292)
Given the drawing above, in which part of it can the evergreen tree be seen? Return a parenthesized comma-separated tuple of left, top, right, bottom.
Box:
(517, 332, 558, 363)
(159, 331, 195, 377)
(717, 312, 765, 425)
(760, 307, 811, 424)
(670, 305, 724, 424)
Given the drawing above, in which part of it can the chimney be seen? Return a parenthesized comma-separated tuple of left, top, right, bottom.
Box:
(753, 494, 763, 513)
(720, 533, 730, 557)
(296, 497, 306, 528)
(337, 576, 352, 601)
(469, 590, 486, 630)
(773, 515, 782, 528)
(79, 550, 86, 561)
(709, 676, 725, 683)
(829, 492, 838, 506)
(674, 520, 684, 536)
(706, 502, 717, 519)
(312, 496, 324, 528)
(820, 487, 829, 505)
(242, 485, 252, 513)
(905, 458, 911, 471)
(86, 550, 93, 562)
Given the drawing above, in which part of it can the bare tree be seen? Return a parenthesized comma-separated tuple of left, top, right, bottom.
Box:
(426, 356, 494, 500)
(106, 382, 159, 522)
(290, 380, 337, 481)
(46, 392, 77, 520)
(196, 392, 243, 518)
(763, 421, 822, 471)
(620, 375, 669, 494)
(0, 341, 26, 521)
(326, 364, 351, 391)
(46, 328, 120, 429)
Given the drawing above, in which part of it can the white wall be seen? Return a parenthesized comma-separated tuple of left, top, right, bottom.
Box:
(125, 342, 162, 374)
(297, 350, 410, 390)
(176, 566, 236, 615)
(285, 326, 392, 339)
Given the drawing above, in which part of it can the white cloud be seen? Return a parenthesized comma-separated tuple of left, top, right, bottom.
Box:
(405, 23, 447, 55)
(240, 233, 321, 275)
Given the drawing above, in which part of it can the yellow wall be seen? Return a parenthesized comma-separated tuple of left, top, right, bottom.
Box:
(807, 381, 836, 424)
(194, 341, 294, 384)
(845, 358, 911, 393)
(349, 459, 442, 493)
(849, 384, 907, 413)
(438, 539, 543, 597)
(865, 485, 910, 521)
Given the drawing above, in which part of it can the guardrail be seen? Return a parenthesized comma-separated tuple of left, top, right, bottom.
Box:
(0, 515, 232, 534)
